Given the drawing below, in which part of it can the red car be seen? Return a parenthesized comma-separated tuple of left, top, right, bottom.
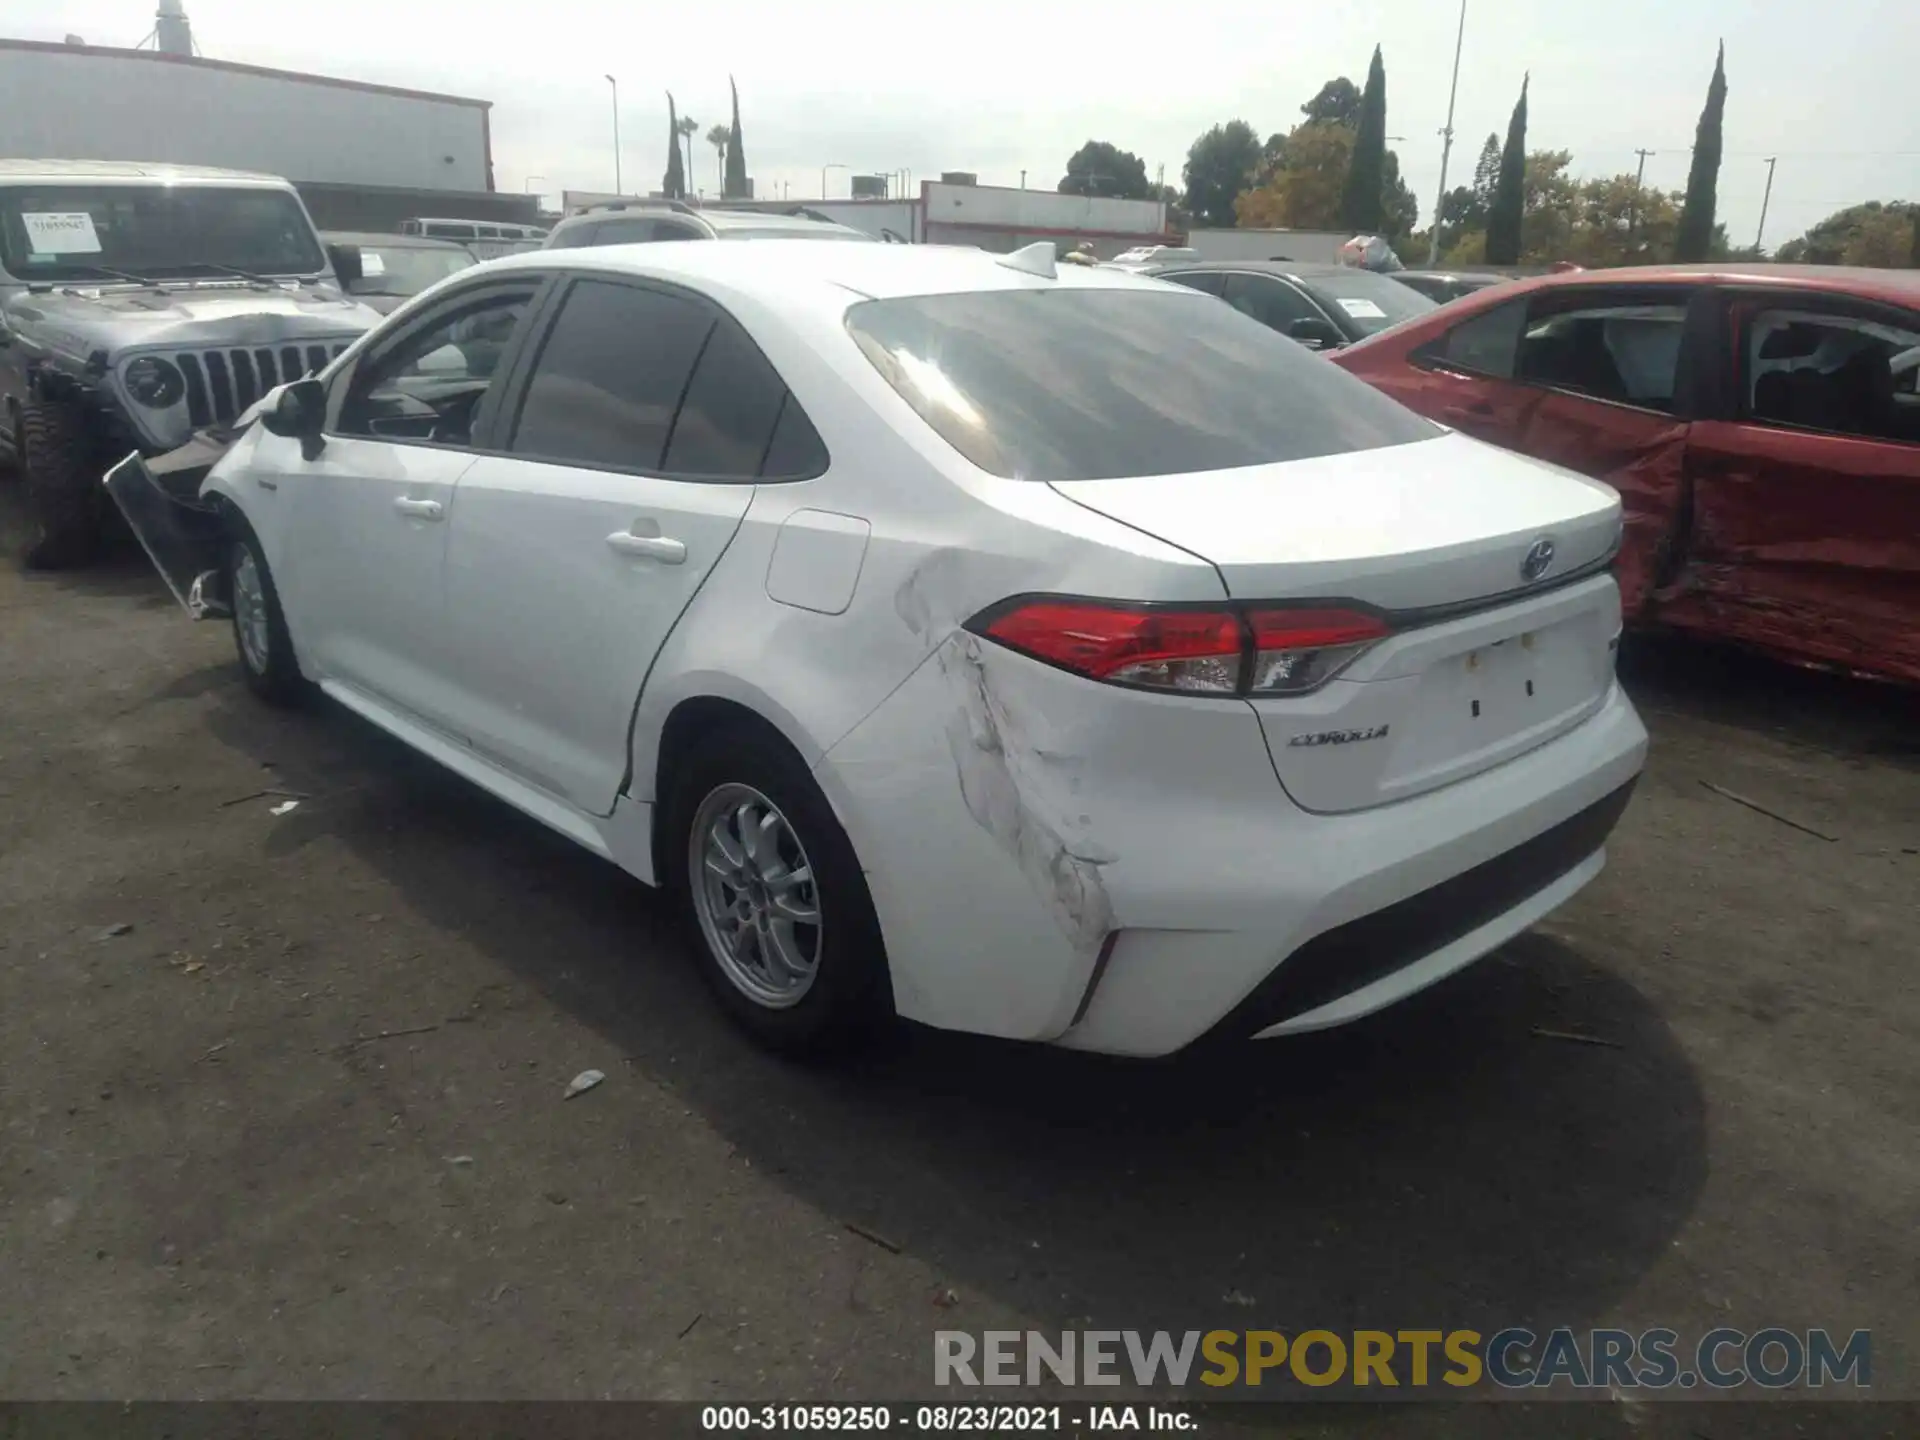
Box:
(1333, 264, 1920, 686)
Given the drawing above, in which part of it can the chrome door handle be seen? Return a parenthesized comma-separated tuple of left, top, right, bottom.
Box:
(393, 497, 444, 521)
(606, 530, 687, 563)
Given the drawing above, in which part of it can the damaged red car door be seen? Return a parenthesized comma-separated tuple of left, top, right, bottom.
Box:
(1334, 282, 1698, 615)
(1669, 291, 1920, 684)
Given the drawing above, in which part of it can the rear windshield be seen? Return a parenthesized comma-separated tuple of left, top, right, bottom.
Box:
(718, 226, 873, 242)
(1296, 269, 1436, 335)
(845, 287, 1436, 482)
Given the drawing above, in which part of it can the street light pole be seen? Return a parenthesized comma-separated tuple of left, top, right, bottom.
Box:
(821, 162, 848, 199)
(1755, 156, 1778, 252)
(604, 75, 622, 195)
(1427, 0, 1468, 267)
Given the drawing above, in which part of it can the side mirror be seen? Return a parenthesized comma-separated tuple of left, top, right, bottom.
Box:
(263, 377, 327, 460)
(326, 242, 363, 288)
(1286, 317, 1343, 351)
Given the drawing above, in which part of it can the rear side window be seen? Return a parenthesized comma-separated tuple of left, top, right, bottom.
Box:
(1421, 297, 1527, 378)
(1160, 271, 1224, 296)
(510, 279, 713, 469)
(663, 319, 788, 477)
(845, 288, 1435, 482)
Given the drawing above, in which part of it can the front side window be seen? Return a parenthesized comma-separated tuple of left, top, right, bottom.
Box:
(509, 279, 713, 469)
(336, 288, 535, 445)
(845, 287, 1437, 482)
(1515, 299, 1688, 411)
(0, 184, 323, 281)
(1744, 307, 1920, 445)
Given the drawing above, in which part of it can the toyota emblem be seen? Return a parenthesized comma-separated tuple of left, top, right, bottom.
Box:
(1521, 536, 1557, 583)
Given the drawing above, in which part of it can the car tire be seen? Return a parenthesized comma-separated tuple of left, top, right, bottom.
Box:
(19, 401, 107, 570)
(226, 527, 307, 706)
(664, 723, 892, 1058)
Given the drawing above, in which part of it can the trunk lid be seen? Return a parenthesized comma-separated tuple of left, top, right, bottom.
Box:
(1049, 432, 1621, 613)
(1051, 432, 1626, 813)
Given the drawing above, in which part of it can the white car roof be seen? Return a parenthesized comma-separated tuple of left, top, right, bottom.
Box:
(477, 238, 1168, 304)
(0, 158, 291, 186)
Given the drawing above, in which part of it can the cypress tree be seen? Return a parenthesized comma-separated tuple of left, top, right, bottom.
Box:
(663, 92, 687, 199)
(724, 77, 749, 199)
(1485, 75, 1529, 265)
(1338, 46, 1388, 232)
(1675, 43, 1727, 262)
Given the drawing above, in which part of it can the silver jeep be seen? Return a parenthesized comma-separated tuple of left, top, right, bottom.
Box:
(0, 160, 384, 568)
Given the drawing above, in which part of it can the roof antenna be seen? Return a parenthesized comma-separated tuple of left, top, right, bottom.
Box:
(996, 241, 1057, 280)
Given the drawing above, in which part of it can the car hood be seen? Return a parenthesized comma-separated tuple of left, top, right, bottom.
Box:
(5, 282, 382, 356)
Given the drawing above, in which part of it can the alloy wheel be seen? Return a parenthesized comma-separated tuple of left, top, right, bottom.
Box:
(688, 782, 823, 1009)
(231, 545, 271, 675)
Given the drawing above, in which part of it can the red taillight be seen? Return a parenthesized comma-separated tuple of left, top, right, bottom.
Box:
(971, 599, 1391, 696)
(980, 600, 1244, 693)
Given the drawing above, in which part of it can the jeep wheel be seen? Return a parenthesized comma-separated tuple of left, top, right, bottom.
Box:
(20, 401, 107, 570)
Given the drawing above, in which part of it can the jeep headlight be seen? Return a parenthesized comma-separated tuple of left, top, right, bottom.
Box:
(123, 357, 185, 409)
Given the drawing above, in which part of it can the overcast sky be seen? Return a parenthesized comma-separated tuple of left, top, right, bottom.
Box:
(11, 0, 1918, 247)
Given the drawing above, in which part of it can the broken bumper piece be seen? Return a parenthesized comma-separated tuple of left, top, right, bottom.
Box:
(103, 451, 230, 620)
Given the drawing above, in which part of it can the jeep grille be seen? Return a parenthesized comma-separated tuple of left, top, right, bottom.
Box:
(176, 342, 354, 427)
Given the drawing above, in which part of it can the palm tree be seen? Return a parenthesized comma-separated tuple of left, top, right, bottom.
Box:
(675, 115, 698, 191)
(706, 124, 731, 191)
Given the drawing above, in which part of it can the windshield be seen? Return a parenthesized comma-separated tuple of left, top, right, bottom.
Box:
(1297, 269, 1436, 336)
(846, 287, 1436, 482)
(347, 244, 476, 297)
(0, 184, 325, 281)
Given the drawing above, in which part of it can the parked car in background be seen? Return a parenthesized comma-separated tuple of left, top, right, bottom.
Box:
(1391, 269, 1512, 304)
(398, 217, 547, 259)
(322, 231, 477, 315)
(1107, 245, 1202, 267)
(1139, 260, 1436, 350)
(0, 159, 382, 568)
(543, 199, 874, 249)
(107, 239, 1643, 1059)
(1333, 263, 1920, 686)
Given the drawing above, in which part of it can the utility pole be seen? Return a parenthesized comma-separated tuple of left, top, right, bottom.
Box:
(1755, 156, 1778, 253)
(1020, 170, 1027, 189)
(1627, 148, 1654, 249)
(1426, 0, 1468, 267)
(604, 75, 622, 194)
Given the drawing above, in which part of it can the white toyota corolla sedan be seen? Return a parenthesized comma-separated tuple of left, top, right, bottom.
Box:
(109, 239, 1648, 1057)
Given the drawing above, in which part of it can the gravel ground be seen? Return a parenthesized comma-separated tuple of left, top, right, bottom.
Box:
(1, 488, 1915, 1436)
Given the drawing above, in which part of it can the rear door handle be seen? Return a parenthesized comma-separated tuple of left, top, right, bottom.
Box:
(607, 530, 687, 564)
(393, 497, 443, 521)
(1444, 400, 1496, 421)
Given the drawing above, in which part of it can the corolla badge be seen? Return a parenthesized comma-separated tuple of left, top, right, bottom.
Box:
(1521, 535, 1557, 583)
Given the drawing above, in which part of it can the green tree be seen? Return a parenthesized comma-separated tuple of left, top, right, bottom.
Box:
(1300, 76, 1362, 127)
(1058, 140, 1154, 199)
(662, 93, 687, 199)
(1486, 76, 1529, 264)
(1777, 201, 1920, 266)
(1236, 121, 1417, 243)
(676, 113, 698, 189)
(724, 77, 749, 199)
(1471, 132, 1501, 205)
(1339, 46, 1388, 232)
(1183, 120, 1262, 228)
(1675, 43, 1727, 262)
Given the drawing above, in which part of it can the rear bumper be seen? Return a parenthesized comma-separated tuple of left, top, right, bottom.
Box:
(1056, 681, 1648, 1055)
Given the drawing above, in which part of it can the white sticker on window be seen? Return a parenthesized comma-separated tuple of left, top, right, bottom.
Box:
(360, 251, 387, 277)
(1337, 297, 1387, 320)
(22, 211, 103, 254)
